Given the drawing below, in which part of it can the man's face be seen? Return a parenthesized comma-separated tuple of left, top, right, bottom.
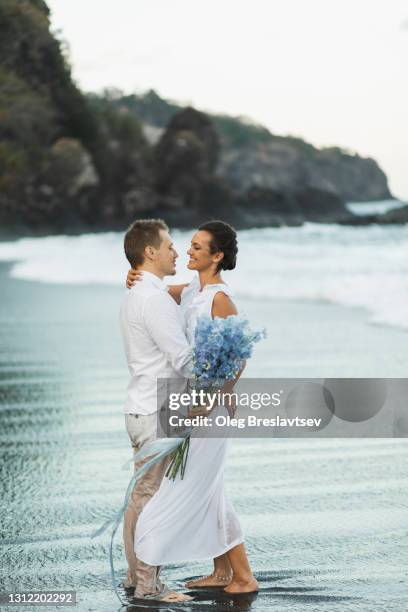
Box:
(155, 230, 178, 276)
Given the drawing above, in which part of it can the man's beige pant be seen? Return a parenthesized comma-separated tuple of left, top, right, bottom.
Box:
(123, 413, 169, 596)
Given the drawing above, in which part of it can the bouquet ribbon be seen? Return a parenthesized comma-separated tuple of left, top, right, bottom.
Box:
(91, 436, 184, 605)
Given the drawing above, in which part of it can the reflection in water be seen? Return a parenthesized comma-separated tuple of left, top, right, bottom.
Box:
(126, 590, 259, 611)
(123, 578, 361, 612)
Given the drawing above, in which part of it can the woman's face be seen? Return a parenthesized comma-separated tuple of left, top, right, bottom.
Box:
(187, 230, 222, 271)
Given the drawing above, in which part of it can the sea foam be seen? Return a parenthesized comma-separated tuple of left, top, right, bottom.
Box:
(0, 215, 407, 331)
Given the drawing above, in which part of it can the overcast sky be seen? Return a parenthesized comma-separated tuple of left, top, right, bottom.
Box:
(47, 0, 408, 199)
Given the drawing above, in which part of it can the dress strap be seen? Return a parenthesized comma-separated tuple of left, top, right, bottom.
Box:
(203, 283, 234, 297)
(180, 274, 200, 305)
(202, 284, 234, 319)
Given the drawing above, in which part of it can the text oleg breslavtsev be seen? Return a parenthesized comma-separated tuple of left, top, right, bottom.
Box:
(168, 415, 322, 429)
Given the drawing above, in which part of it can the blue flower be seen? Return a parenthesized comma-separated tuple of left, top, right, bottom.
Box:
(192, 315, 266, 386)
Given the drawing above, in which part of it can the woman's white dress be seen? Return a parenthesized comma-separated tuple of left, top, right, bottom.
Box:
(134, 277, 244, 565)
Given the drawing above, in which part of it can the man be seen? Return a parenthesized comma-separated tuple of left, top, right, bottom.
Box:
(120, 218, 192, 603)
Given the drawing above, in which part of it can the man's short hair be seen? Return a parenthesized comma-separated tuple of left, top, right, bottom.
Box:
(124, 219, 168, 268)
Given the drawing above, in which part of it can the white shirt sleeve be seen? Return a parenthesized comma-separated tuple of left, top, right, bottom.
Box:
(143, 292, 192, 378)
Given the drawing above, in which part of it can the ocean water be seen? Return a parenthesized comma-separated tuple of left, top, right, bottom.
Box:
(0, 211, 407, 611)
(0, 205, 407, 330)
(346, 199, 405, 216)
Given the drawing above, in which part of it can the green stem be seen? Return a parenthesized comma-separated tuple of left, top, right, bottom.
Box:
(165, 437, 190, 481)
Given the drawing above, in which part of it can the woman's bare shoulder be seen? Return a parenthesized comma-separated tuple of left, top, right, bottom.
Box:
(212, 291, 238, 318)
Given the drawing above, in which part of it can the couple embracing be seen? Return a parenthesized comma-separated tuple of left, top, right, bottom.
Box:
(120, 218, 259, 603)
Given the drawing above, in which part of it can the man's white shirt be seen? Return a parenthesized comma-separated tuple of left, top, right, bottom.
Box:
(120, 271, 192, 415)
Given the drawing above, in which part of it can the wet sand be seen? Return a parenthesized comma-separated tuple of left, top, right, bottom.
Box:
(0, 263, 407, 611)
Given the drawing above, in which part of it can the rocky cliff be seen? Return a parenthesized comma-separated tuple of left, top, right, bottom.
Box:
(217, 139, 391, 202)
(0, 3, 398, 237)
(120, 91, 392, 203)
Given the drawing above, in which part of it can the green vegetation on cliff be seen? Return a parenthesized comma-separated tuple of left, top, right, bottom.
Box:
(0, 0, 100, 225)
(106, 88, 276, 148)
(0, 0, 149, 229)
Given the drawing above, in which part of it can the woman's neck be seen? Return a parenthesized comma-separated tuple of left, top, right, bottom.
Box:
(198, 269, 223, 290)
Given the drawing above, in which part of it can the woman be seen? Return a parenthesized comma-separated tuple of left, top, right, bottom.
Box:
(127, 221, 259, 596)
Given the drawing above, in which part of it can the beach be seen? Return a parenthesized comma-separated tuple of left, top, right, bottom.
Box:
(0, 221, 407, 611)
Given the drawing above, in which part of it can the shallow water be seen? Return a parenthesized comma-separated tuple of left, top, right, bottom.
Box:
(0, 263, 407, 611)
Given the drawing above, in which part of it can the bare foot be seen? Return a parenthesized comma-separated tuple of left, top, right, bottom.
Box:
(185, 573, 232, 588)
(224, 576, 259, 594)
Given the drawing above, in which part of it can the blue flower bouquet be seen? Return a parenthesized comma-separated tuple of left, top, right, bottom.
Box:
(165, 314, 266, 480)
(192, 314, 265, 385)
